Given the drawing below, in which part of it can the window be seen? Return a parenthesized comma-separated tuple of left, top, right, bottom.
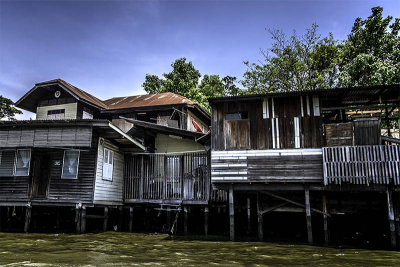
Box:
(14, 149, 31, 176)
(225, 112, 248, 120)
(103, 148, 114, 181)
(62, 150, 80, 179)
(47, 109, 65, 120)
(82, 108, 93, 119)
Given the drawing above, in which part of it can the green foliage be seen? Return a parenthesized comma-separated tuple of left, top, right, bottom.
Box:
(0, 95, 22, 120)
(242, 24, 341, 93)
(142, 58, 245, 111)
(338, 6, 400, 86)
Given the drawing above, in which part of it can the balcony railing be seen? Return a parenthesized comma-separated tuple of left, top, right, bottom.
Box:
(322, 145, 400, 185)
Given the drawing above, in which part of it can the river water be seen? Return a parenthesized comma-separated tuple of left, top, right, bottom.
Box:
(1, 232, 400, 266)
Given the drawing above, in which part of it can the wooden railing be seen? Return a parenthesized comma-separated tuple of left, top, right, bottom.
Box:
(124, 152, 211, 203)
(322, 145, 400, 185)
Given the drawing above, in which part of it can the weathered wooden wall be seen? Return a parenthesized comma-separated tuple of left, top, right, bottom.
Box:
(353, 118, 381, 145)
(93, 138, 124, 205)
(211, 149, 323, 182)
(0, 127, 92, 148)
(211, 96, 322, 151)
(155, 133, 205, 153)
(36, 103, 78, 120)
(323, 145, 400, 185)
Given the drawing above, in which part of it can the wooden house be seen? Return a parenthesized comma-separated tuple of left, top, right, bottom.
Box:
(0, 79, 211, 233)
(209, 84, 400, 248)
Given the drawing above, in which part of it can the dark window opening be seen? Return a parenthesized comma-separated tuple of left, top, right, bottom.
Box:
(47, 109, 65, 115)
(226, 112, 248, 120)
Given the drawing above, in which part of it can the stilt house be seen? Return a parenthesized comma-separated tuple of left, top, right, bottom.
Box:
(209, 84, 400, 248)
(0, 79, 211, 233)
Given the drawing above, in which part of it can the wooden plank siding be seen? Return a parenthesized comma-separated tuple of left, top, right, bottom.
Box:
(211, 96, 322, 151)
(211, 149, 323, 182)
(93, 138, 124, 205)
(0, 127, 92, 148)
(322, 145, 400, 185)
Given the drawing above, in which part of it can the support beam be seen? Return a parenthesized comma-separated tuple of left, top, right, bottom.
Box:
(103, 207, 109, 231)
(386, 188, 397, 249)
(184, 206, 188, 235)
(322, 194, 330, 245)
(247, 197, 251, 235)
(118, 206, 123, 231)
(257, 193, 263, 241)
(229, 184, 235, 241)
(81, 206, 87, 234)
(24, 203, 32, 233)
(75, 204, 82, 234)
(204, 206, 209, 237)
(305, 187, 313, 245)
(261, 191, 330, 217)
(129, 207, 134, 232)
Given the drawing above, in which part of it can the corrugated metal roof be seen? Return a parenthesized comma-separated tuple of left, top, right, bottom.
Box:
(103, 92, 196, 109)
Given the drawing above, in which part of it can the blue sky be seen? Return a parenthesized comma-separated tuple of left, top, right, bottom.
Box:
(0, 0, 399, 118)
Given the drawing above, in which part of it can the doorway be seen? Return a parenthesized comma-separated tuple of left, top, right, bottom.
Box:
(31, 152, 51, 199)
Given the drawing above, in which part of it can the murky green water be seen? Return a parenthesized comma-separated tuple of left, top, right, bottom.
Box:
(0, 232, 400, 266)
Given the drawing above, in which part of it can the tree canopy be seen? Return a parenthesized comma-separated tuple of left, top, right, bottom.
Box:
(242, 6, 399, 93)
(0, 95, 22, 120)
(142, 58, 244, 111)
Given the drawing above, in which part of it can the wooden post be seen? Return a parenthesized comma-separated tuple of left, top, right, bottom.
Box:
(386, 188, 397, 249)
(103, 207, 109, 231)
(118, 206, 123, 231)
(229, 184, 235, 241)
(257, 193, 263, 241)
(0, 207, 2, 232)
(129, 207, 134, 232)
(305, 187, 313, 245)
(204, 206, 209, 236)
(322, 194, 329, 245)
(184, 206, 188, 235)
(56, 207, 60, 231)
(166, 210, 171, 232)
(75, 204, 82, 234)
(24, 203, 32, 233)
(81, 206, 87, 234)
(247, 197, 251, 235)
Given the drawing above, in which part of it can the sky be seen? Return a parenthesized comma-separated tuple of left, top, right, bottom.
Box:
(0, 0, 399, 119)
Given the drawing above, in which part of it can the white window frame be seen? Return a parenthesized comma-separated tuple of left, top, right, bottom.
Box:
(102, 148, 114, 181)
(61, 150, 80, 179)
(14, 149, 31, 176)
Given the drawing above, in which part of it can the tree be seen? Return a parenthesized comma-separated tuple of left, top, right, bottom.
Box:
(0, 95, 22, 120)
(142, 58, 245, 111)
(338, 6, 400, 86)
(242, 24, 341, 93)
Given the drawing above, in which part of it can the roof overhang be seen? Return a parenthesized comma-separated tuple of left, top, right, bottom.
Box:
(121, 117, 206, 141)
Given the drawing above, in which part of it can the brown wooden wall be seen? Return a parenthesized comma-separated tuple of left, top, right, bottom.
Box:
(211, 96, 322, 151)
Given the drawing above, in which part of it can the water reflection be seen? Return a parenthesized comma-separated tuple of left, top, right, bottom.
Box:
(0, 232, 399, 266)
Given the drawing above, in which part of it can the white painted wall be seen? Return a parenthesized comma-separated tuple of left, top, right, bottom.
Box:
(93, 138, 124, 204)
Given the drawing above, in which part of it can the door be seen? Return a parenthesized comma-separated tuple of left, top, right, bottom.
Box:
(31, 153, 51, 198)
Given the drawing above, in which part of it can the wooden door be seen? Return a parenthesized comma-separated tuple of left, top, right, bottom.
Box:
(31, 153, 51, 198)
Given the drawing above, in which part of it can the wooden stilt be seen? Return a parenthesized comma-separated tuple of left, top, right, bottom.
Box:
(32, 208, 37, 231)
(129, 207, 134, 232)
(247, 197, 251, 235)
(166, 210, 171, 232)
(229, 184, 235, 241)
(395, 193, 400, 250)
(184, 206, 188, 235)
(118, 206, 123, 231)
(322, 194, 329, 245)
(204, 206, 209, 236)
(81, 206, 87, 234)
(24, 203, 32, 233)
(56, 207, 60, 231)
(103, 207, 109, 231)
(0, 207, 2, 232)
(75, 204, 82, 234)
(257, 193, 263, 241)
(386, 188, 397, 249)
(305, 187, 313, 245)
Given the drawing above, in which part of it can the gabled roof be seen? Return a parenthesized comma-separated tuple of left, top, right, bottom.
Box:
(16, 79, 203, 113)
